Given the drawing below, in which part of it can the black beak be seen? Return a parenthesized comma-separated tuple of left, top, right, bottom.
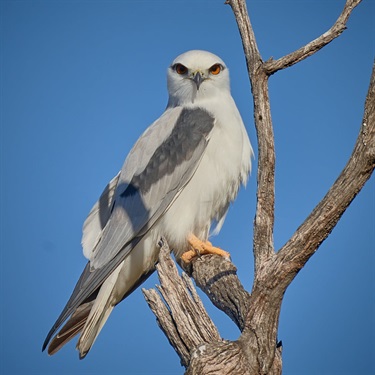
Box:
(192, 72, 204, 90)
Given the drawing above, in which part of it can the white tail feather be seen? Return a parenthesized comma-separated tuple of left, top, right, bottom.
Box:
(76, 261, 123, 357)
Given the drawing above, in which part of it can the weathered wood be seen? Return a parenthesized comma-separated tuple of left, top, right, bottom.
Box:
(190, 255, 251, 332)
(225, 1, 369, 373)
(186, 341, 252, 375)
(143, 1, 372, 374)
(142, 238, 221, 367)
(227, 0, 276, 275)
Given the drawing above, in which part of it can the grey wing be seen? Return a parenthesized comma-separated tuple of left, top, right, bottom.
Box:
(80, 107, 182, 262)
(43, 107, 215, 348)
(90, 106, 215, 269)
(81, 172, 120, 259)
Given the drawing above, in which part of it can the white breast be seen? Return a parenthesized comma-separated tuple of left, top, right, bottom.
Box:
(157, 94, 252, 258)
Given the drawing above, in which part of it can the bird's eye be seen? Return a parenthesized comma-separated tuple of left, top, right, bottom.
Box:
(173, 63, 188, 75)
(209, 64, 222, 75)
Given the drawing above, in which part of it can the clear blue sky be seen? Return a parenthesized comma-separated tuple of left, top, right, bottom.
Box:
(1, 1, 374, 374)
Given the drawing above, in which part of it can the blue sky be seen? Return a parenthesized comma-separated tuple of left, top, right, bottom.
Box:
(1, 0, 374, 374)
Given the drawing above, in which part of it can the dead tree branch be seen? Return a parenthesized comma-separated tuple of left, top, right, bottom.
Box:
(226, 0, 371, 372)
(226, 0, 364, 278)
(227, 0, 276, 275)
(263, 0, 363, 75)
(143, 238, 251, 370)
(190, 255, 251, 332)
(144, 1, 372, 374)
(275, 62, 375, 286)
(142, 238, 221, 367)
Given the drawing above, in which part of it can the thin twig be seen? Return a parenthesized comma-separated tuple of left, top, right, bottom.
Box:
(264, 0, 362, 75)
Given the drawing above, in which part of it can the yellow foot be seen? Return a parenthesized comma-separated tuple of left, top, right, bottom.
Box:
(181, 234, 231, 263)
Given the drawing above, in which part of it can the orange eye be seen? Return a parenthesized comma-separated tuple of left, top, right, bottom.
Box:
(174, 63, 188, 75)
(209, 64, 222, 75)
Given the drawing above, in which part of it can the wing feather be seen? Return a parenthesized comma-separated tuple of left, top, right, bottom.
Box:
(90, 107, 215, 269)
(43, 106, 215, 349)
(82, 172, 120, 259)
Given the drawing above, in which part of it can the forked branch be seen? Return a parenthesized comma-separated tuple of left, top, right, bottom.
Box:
(275, 62, 375, 284)
(228, 0, 276, 273)
(264, 0, 362, 74)
(142, 238, 251, 368)
(144, 1, 371, 374)
(226, 0, 365, 278)
(142, 238, 221, 367)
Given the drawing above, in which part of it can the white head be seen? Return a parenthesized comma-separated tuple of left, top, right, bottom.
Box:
(167, 50, 231, 107)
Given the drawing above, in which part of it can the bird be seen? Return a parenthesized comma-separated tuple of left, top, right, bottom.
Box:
(42, 50, 253, 359)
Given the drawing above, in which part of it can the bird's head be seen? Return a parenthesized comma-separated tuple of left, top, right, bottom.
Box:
(167, 50, 230, 107)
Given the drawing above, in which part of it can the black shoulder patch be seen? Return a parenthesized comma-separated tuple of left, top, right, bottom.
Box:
(121, 108, 214, 198)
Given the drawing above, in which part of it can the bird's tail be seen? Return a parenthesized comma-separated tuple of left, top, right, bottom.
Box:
(76, 263, 122, 358)
(47, 262, 123, 359)
(47, 300, 93, 355)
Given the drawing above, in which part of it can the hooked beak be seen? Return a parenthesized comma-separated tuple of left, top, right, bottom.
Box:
(192, 71, 205, 90)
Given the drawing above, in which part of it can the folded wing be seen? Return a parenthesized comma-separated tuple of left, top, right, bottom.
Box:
(43, 106, 215, 352)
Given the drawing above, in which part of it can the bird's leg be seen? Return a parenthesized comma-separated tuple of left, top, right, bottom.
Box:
(181, 234, 231, 263)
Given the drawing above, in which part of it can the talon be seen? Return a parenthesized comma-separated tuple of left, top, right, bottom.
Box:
(181, 249, 199, 263)
(181, 234, 231, 263)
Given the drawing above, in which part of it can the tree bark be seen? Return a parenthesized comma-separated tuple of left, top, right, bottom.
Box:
(144, 0, 373, 373)
(142, 238, 221, 368)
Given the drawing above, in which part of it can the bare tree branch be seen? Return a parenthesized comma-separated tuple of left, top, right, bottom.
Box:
(275, 62, 375, 285)
(264, 0, 362, 75)
(234, 62, 375, 374)
(143, 2, 372, 374)
(142, 238, 221, 367)
(186, 340, 253, 375)
(225, 0, 262, 76)
(226, 0, 364, 280)
(190, 255, 251, 332)
(227, 0, 276, 276)
(143, 239, 254, 371)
